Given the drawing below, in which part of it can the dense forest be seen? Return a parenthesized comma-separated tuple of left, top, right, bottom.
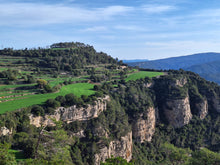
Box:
(0, 42, 219, 165)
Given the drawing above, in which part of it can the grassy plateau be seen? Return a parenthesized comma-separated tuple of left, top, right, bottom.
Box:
(125, 71, 164, 82)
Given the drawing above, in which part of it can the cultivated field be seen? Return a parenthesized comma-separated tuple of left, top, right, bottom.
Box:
(125, 71, 164, 81)
(0, 83, 94, 114)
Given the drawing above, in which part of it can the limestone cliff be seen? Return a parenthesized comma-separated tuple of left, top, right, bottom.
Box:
(94, 132, 132, 165)
(164, 97, 192, 128)
(212, 96, 220, 113)
(0, 126, 12, 136)
(195, 98, 208, 119)
(132, 107, 156, 143)
(30, 96, 110, 127)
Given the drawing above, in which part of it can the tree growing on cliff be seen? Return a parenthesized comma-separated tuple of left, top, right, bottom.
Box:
(101, 156, 134, 165)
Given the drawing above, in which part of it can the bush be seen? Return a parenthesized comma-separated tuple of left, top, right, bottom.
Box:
(45, 99, 60, 109)
(55, 96, 66, 106)
(65, 93, 78, 106)
(31, 105, 44, 116)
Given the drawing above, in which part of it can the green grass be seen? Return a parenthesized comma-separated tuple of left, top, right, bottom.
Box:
(125, 71, 164, 82)
(47, 77, 87, 87)
(0, 91, 32, 98)
(0, 84, 36, 91)
(0, 67, 9, 71)
(8, 149, 25, 161)
(0, 83, 95, 114)
(128, 68, 138, 73)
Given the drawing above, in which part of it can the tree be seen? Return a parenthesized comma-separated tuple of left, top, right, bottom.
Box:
(45, 99, 60, 109)
(31, 105, 45, 116)
(101, 157, 133, 165)
(65, 93, 78, 106)
(37, 79, 48, 89)
(33, 121, 74, 164)
(0, 143, 17, 165)
(191, 148, 220, 165)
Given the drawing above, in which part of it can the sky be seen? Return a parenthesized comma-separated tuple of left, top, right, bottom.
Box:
(1, 0, 220, 60)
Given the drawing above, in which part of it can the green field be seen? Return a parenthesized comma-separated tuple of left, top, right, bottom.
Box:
(0, 84, 36, 91)
(0, 83, 95, 114)
(8, 149, 25, 161)
(125, 71, 164, 81)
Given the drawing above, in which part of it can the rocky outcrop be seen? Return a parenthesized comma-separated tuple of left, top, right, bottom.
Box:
(59, 96, 109, 123)
(172, 77, 187, 87)
(195, 98, 208, 119)
(92, 126, 109, 138)
(164, 97, 192, 128)
(143, 82, 154, 88)
(30, 96, 110, 127)
(72, 130, 86, 138)
(29, 114, 58, 127)
(0, 127, 12, 136)
(132, 107, 156, 143)
(94, 132, 132, 165)
(212, 96, 220, 113)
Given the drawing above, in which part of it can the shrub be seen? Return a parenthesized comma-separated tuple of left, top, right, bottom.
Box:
(31, 105, 44, 116)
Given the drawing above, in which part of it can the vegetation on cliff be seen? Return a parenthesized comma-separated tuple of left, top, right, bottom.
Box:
(0, 42, 219, 165)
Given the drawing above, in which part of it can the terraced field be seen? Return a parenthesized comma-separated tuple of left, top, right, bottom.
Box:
(125, 71, 164, 81)
(0, 54, 164, 114)
(0, 83, 94, 114)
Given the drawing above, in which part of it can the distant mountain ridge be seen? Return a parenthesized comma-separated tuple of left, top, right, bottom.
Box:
(127, 52, 220, 84)
(122, 59, 148, 63)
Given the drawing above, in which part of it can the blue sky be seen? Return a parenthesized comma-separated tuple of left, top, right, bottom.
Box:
(1, 0, 220, 59)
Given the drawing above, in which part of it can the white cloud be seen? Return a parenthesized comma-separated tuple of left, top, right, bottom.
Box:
(114, 25, 146, 31)
(99, 6, 133, 17)
(141, 5, 176, 14)
(0, 2, 133, 27)
(81, 26, 108, 32)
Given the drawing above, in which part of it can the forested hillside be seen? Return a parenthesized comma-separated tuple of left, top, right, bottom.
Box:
(0, 43, 219, 165)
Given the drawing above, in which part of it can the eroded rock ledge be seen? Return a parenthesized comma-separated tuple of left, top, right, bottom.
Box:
(30, 95, 110, 127)
(94, 132, 132, 165)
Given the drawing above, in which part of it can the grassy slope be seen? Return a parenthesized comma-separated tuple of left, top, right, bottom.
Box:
(125, 71, 164, 81)
(0, 83, 94, 114)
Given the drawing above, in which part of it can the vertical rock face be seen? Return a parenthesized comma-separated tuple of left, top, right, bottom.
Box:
(29, 96, 110, 127)
(212, 97, 220, 113)
(195, 98, 208, 119)
(94, 132, 132, 165)
(0, 127, 12, 136)
(132, 107, 156, 143)
(164, 97, 192, 128)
